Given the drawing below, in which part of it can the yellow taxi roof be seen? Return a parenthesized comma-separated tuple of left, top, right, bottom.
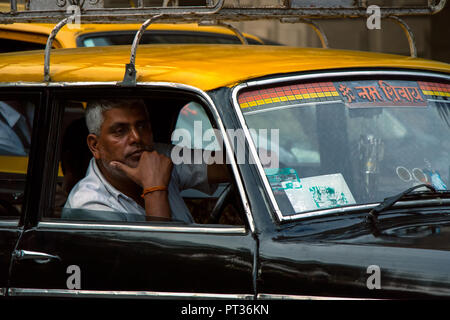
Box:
(0, 44, 449, 91)
(0, 23, 263, 48)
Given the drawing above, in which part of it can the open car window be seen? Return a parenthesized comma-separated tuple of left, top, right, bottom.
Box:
(238, 79, 450, 217)
(0, 99, 35, 219)
(47, 95, 245, 227)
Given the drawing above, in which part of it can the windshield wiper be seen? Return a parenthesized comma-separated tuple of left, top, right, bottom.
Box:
(367, 184, 440, 227)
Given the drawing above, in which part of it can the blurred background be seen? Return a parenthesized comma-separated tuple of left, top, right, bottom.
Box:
(231, 1, 450, 63)
(0, 0, 448, 63)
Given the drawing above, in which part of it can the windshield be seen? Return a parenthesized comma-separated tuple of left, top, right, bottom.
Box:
(238, 78, 450, 217)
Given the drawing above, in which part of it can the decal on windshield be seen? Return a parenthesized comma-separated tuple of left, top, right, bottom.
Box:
(336, 80, 427, 107)
(265, 169, 356, 212)
(265, 168, 302, 191)
(239, 82, 340, 110)
(418, 81, 450, 100)
(239, 80, 449, 111)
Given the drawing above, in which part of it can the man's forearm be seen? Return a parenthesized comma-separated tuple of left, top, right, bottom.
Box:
(143, 191, 171, 219)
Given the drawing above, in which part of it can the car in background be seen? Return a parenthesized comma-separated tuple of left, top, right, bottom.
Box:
(0, 22, 264, 52)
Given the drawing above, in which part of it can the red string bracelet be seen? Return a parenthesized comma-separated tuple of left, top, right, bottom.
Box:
(141, 186, 168, 198)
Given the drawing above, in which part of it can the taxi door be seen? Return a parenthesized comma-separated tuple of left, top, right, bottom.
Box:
(7, 87, 257, 299)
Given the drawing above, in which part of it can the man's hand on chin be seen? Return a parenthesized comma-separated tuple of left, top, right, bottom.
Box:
(110, 151, 173, 219)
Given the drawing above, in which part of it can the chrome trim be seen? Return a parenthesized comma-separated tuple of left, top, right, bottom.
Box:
(12, 250, 61, 262)
(0, 220, 19, 227)
(38, 221, 247, 234)
(0, 81, 207, 88)
(257, 293, 376, 300)
(244, 70, 449, 88)
(283, 204, 378, 221)
(231, 69, 450, 223)
(428, 99, 450, 104)
(8, 288, 253, 300)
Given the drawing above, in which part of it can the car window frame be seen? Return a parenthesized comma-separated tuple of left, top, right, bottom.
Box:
(0, 89, 45, 227)
(35, 83, 256, 235)
(231, 68, 450, 224)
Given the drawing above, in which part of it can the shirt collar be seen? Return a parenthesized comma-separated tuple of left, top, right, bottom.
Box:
(90, 158, 134, 203)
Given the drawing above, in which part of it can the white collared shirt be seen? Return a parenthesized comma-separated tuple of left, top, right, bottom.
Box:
(0, 101, 33, 156)
(63, 143, 215, 223)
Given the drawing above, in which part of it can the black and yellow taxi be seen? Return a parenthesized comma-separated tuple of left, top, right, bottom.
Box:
(0, 1, 449, 301)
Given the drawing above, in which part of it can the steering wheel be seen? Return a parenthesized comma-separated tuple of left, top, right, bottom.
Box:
(208, 183, 236, 224)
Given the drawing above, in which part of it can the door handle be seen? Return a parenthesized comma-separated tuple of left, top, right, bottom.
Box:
(13, 250, 61, 263)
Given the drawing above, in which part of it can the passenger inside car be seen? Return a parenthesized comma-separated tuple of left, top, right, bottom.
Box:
(59, 98, 232, 223)
(0, 100, 33, 156)
(0, 99, 35, 217)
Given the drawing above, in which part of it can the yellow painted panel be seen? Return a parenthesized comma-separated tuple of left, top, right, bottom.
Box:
(0, 45, 448, 91)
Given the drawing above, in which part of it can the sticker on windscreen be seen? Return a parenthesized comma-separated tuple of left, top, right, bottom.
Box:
(265, 168, 303, 191)
(238, 80, 449, 111)
(418, 81, 450, 101)
(265, 170, 356, 212)
(238, 82, 340, 110)
(336, 80, 428, 108)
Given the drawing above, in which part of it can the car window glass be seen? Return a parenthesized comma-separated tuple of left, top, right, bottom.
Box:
(79, 32, 261, 47)
(0, 99, 35, 219)
(239, 79, 450, 217)
(172, 101, 221, 151)
(47, 98, 244, 227)
(0, 38, 47, 53)
(172, 101, 244, 225)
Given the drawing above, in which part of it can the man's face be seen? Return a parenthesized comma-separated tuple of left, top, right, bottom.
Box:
(91, 105, 154, 174)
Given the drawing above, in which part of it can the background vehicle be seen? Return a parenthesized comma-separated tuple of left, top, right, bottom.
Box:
(0, 22, 264, 53)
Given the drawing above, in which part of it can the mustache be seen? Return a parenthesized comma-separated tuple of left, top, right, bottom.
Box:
(126, 145, 154, 158)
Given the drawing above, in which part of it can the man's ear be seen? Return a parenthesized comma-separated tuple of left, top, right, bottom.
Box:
(87, 133, 100, 160)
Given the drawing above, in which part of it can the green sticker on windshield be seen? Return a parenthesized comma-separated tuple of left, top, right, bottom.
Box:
(265, 171, 357, 213)
(265, 168, 302, 191)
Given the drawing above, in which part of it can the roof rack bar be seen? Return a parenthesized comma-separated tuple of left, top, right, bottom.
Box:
(429, 0, 447, 12)
(10, 0, 17, 12)
(44, 17, 69, 82)
(0, 0, 445, 24)
(122, 14, 164, 86)
(280, 17, 329, 49)
(215, 21, 248, 45)
(388, 16, 417, 58)
(199, 20, 248, 45)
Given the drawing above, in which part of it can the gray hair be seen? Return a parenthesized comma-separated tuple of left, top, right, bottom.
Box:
(85, 99, 147, 136)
